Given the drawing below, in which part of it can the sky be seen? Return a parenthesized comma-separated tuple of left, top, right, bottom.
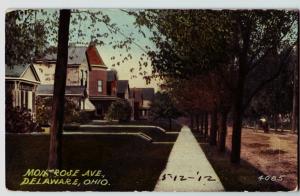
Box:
(29, 9, 161, 91)
(66, 9, 162, 91)
(94, 9, 162, 91)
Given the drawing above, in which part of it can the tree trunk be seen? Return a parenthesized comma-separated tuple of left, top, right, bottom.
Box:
(48, 10, 71, 169)
(291, 27, 299, 133)
(200, 113, 204, 134)
(190, 113, 194, 131)
(231, 75, 245, 163)
(196, 114, 199, 132)
(218, 110, 228, 152)
(169, 118, 172, 131)
(209, 108, 218, 145)
(204, 112, 208, 138)
(273, 115, 278, 131)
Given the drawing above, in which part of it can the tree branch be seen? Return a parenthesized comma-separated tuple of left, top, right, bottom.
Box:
(248, 19, 297, 74)
(242, 41, 297, 111)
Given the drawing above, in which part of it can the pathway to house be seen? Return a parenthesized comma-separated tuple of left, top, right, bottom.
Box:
(154, 126, 224, 192)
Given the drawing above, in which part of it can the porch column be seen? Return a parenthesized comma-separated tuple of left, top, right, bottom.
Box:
(16, 82, 20, 107)
(28, 91, 33, 111)
(13, 81, 17, 107)
(22, 90, 25, 108)
(32, 85, 37, 120)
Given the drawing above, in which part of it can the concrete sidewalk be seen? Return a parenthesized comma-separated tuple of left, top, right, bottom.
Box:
(154, 126, 224, 192)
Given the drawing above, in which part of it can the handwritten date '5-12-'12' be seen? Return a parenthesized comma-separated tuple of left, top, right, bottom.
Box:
(161, 172, 217, 182)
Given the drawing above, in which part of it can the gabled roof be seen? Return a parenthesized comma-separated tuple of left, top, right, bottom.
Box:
(86, 44, 107, 69)
(35, 44, 107, 71)
(117, 80, 129, 94)
(36, 85, 85, 96)
(130, 88, 155, 101)
(6, 64, 31, 77)
(5, 64, 40, 82)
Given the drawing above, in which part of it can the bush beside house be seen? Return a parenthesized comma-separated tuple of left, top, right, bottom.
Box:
(5, 92, 42, 133)
(106, 99, 132, 122)
(36, 97, 91, 126)
(6, 107, 43, 133)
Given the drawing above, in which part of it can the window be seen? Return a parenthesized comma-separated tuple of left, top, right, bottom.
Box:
(98, 80, 103, 93)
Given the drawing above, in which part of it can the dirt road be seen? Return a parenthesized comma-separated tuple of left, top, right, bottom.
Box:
(226, 127, 298, 190)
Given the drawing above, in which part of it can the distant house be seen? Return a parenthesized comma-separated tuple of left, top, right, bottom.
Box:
(117, 80, 135, 120)
(86, 45, 123, 118)
(5, 64, 41, 118)
(34, 45, 90, 87)
(117, 80, 130, 99)
(33, 43, 152, 120)
(131, 88, 155, 120)
(107, 70, 118, 96)
(34, 43, 136, 119)
(34, 44, 95, 112)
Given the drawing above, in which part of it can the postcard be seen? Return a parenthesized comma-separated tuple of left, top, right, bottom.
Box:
(4, 8, 299, 192)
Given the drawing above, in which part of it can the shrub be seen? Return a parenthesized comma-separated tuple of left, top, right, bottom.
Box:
(36, 97, 52, 126)
(5, 91, 42, 133)
(106, 99, 132, 122)
(36, 96, 90, 125)
(6, 106, 42, 133)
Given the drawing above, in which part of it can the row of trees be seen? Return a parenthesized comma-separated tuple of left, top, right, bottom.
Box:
(131, 10, 299, 163)
(6, 9, 299, 168)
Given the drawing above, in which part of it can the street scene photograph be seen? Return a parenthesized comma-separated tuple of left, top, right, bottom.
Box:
(5, 9, 299, 192)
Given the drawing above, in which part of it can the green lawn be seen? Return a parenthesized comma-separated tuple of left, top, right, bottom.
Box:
(85, 119, 182, 132)
(64, 126, 178, 142)
(6, 134, 174, 191)
(63, 119, 181, 142)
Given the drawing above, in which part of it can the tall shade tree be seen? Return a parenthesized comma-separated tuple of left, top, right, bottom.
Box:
(48, 9, 71, 169)
(227, 11, 297, 163)
(132, 10, 298, 163)
(5, 10, 48, 65)
(149, 91, 181, 131)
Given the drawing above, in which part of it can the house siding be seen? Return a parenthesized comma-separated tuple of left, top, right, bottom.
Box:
(89, 68, 107, 96)
(34, 63, 89, 87)
(66, 67, 80, 85)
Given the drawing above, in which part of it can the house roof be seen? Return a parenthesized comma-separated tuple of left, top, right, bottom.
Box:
(5, 64, 30, 77)
(130, 88, 155, 101)
(141, 88, 155, 100)
(68, 46, 87, 65)
(5, 64, 41, 83)
(107, 70, 118, 82)
(39, 46, 87, 65)
(36, 85, 85, 96)
(117, 80, 129, 94)
(86, 44, 106, 69)
(35, 44, 108, 72)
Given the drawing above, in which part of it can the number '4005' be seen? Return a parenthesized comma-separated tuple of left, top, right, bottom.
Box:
(258, 175, 285, 182)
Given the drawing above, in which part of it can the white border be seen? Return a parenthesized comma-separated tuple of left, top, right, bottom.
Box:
(0, 1, 299, 196)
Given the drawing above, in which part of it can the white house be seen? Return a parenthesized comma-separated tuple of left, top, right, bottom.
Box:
(5, 64, 41, 118)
